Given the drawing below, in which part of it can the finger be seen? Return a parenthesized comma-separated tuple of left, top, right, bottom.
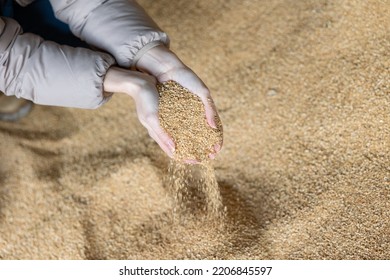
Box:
(209, 143, 222, 160)
(174, 76, 218, 129)
(181, 74, 218, 129)
(147, 129, 174, 158)
(199, 95, 219, 129)
(143, 114, 175, 158)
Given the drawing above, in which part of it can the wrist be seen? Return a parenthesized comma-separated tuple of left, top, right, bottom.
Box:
(103, 66, 156, 98)
(135, 45, 184, 79)
(104, 67, 128, 94)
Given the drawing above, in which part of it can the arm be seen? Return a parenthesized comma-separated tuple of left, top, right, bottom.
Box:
(0, 17, 115, 109)
(0, 16, 174, 157)
(48, 0, 169, 68)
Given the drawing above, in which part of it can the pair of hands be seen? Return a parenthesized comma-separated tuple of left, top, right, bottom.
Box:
(103, 45, 222, 162)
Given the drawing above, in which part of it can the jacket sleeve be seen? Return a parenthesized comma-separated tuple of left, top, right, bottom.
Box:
(0, 17, 116, 109)
(49, 0, 170, 68)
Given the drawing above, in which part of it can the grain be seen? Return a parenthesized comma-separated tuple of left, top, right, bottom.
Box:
(166, 160, 224, 220)
(157, 81, 223, 162)
(2, 0, 389, 260)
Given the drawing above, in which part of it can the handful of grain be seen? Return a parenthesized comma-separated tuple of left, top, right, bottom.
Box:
(159, 81, 224, 219)
(158, 81, 223, 162)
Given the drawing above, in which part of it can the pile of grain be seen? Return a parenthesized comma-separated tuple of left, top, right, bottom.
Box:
(2, 0, 389, 260)
(157, 81, 223, 162)
(158, 81, 224, 218)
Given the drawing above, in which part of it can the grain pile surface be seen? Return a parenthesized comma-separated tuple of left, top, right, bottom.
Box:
(0, 0, 389, 260)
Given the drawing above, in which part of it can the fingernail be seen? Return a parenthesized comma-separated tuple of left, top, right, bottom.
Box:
(209, 117, 217, 129)
(209, 153, 216, 160)
(214, 144, 221, 153)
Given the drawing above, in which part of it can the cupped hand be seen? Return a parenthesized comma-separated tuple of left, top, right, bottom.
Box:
(136, 45, 223, 161)
(104, 67, 175, 158)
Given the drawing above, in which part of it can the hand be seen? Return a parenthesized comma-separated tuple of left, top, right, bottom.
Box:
(104, 67, 175, 158)
(136, 45, 223, 161)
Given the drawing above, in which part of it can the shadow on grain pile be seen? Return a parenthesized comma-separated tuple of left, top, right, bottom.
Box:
(0, 106, 79, 141)
(0, 170, 7, 224)
(122, 177, 267, 259)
